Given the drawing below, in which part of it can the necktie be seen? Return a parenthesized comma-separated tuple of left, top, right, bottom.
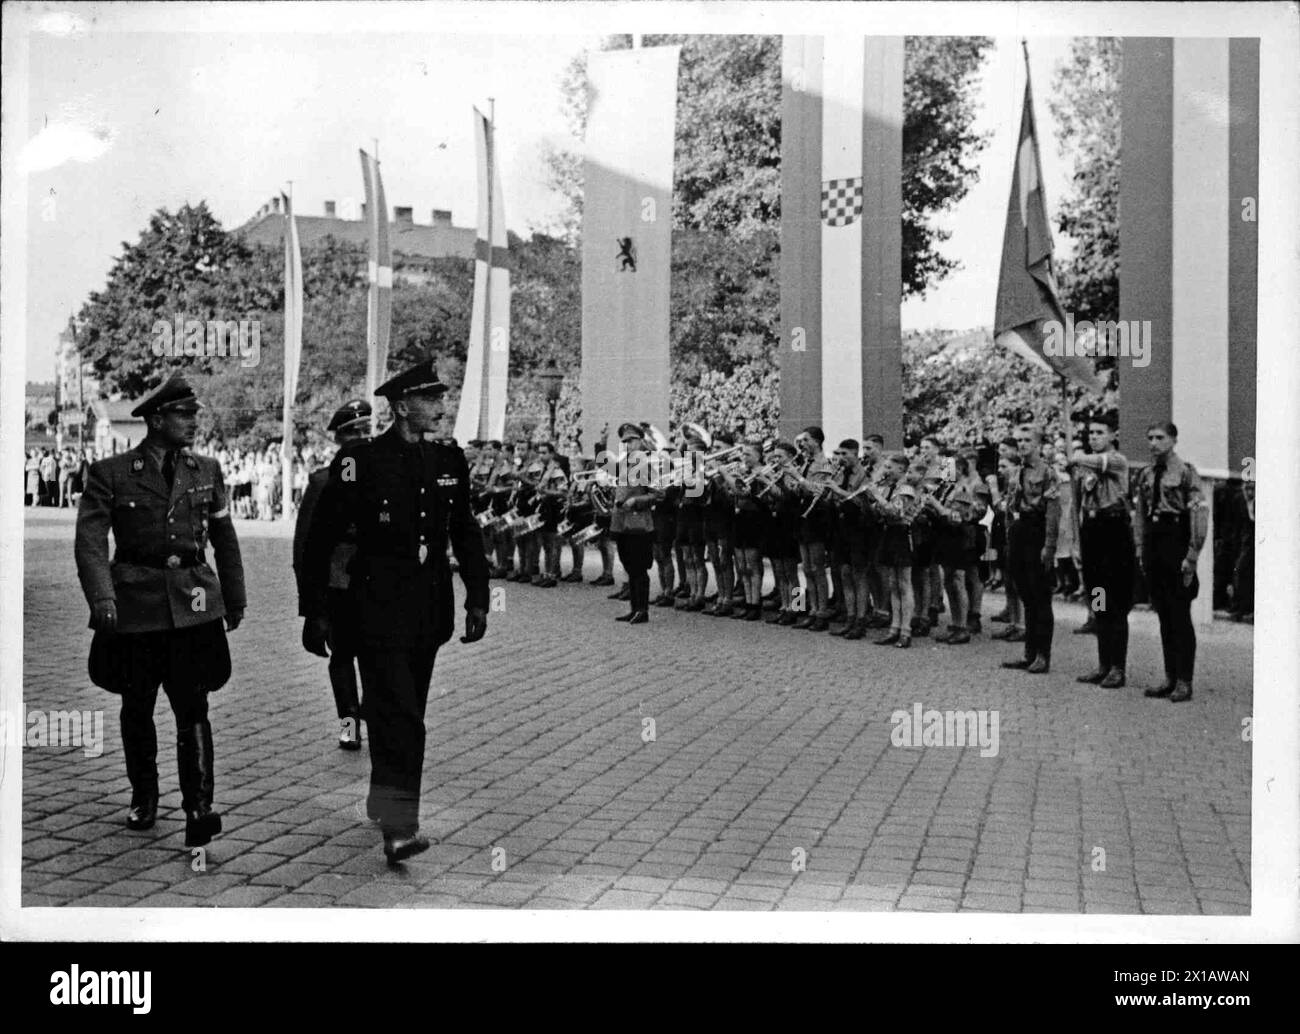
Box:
(1150, 462, 1165, 517)
(162, 449, 177, 490)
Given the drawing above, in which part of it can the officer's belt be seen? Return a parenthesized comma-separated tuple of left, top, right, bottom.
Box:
(1149, 511, 1189, 525)
(1082, 506, 1129, 522)
(115, 550, 203, 569)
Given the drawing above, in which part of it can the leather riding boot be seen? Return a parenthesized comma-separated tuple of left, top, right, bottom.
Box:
(180, 721, 223, 847)
(123, 718, 159, 831)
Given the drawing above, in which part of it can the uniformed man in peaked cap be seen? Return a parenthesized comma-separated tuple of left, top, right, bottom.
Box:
(75, 370, 246, 847)
(301, 359, 489, 863)
(293, 399, 372, 751)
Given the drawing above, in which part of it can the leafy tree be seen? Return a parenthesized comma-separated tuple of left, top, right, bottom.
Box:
(901, 327, 1118, 448)
(1048, 38, 1120, 339)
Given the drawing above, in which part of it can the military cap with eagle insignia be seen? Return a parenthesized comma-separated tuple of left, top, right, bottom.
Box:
(327, 398, 372, 433)
(374, 359, 449, 401)
(130, 370, 204, 418)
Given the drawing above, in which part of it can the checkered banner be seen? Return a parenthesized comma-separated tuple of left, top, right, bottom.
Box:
(821, 176, 864, 227)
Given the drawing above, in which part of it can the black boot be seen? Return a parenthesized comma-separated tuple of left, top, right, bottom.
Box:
(123, 716, 159, 831)
(180, 720, 222, 848)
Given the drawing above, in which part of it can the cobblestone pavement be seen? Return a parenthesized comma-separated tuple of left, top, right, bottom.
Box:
(20, 508, 1252, 912)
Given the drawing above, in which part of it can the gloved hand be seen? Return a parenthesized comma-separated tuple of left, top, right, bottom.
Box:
(91, 600, 117, 632)
(461, 607, 488, 644)
(302, 616, 332, 657)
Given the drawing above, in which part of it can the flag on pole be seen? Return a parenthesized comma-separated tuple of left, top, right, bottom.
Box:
(281, 190, 303, 518)
(994, 51, 1106, 394)
(453, 106, 511, 444)
(359, 148, 392, 411)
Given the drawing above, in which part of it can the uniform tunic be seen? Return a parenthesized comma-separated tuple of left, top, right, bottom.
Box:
(1007, 456, 1061, 663)
(1073, 448, 1134, 671)
(1133, 452, 1206, 683)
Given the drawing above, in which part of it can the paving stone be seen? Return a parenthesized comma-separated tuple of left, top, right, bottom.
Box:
(20, 515, 1254, 914)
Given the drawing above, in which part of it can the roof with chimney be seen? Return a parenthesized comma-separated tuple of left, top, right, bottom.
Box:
(234, 196, 475, 262)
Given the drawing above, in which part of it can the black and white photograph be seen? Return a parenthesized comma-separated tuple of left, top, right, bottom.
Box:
(2, 0, 1296, 955)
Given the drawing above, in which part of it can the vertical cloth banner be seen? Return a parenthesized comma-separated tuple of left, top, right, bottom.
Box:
(453, 106, 511, 445)
(1119, 36, 1257, 475)
(580, 46, 680, 461)
(779, 36, 904, 447)
(281, 191, 303, 519)
(994, 52, 1106, 394)
(359, 149, 392, 412)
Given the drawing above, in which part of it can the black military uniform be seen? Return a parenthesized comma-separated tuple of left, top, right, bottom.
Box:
(1070, 425, 1134, 688)
(301, 361, 489, 859)
(1134, 444, 1207, 702)
(1002, 451, 1060, 673)
(74, 372, 245, 845)
(293, 399, 371, 749)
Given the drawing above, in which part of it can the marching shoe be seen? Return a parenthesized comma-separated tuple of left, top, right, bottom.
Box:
(842, 620, 866, 641)
(743, 605, 762, 622)
(685, 599, 707, 613)
(338, 718, 362, 751)
(941, 629, 971, 645)
(591, 574, 615, 587)
(866, 613, 890, 629)
(777, 610, 798, 627)
(895, 633, 912, 649)
(628, 611, 649, 625)
(912, 618, 931, 638)
(1168, 680, 1193, 703)
(1025, 656, 1050, 674)
(1005, 628, 1026, 643)
(1076, 667, 1108, 684)
(653, 593, 676, 607)
(561, 571, 584, 583)
(875, 630, 901, 646)
(609, 585, 631, 601)
(990, 609, 1011, 624)
(966, 616, 982, 635)
(808, 616, 830, 632)
(1144, 679, 1175, 698)
(1099, 667, 1127, 689)
(383, 832, 432, 864)
(125, 791, 158, 831)
(1001, 658, 1032, 670)
(614, 611, 635, 622)
(792, 615, 814, 630)
(539, 577, 559, 588)
(673, 585, 690, 599)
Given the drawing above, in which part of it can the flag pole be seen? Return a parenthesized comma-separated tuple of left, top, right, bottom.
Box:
(282, 180, 296, 520)
(479, 98, 495, 442)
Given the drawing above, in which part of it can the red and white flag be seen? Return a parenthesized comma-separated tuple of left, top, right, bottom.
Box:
(359, 148, 392, 407)
(454, 107, 511, 444)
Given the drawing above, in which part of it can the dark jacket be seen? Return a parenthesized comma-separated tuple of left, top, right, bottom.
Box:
(301, 426, 490, 646)
(293, 465, 357, 614)
(74, 443, 246, 633)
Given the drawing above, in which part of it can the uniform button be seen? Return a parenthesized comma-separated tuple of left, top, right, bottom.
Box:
(420, 511, 426, 517)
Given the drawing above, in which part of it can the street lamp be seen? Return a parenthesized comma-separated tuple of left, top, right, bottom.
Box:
(538, 359, 563, 441)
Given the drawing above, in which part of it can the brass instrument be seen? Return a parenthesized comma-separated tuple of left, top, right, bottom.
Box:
(568, 523, 604, 547)
(508, 512, 545, 536)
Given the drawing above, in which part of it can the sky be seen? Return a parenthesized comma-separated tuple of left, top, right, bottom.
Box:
(18, 10, 1075, 383)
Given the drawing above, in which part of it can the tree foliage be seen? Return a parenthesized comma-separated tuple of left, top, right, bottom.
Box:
(1049, 38, 1120, 337)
